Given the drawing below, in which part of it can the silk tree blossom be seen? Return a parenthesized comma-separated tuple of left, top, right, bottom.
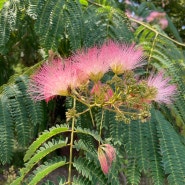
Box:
(98, 144, 116, 174)
(28, 58, 87, 102)
(72, 46, 110, 82)
(100, 41, 145, 75)
(146, 12, 166, 22)
(146, 72, 177, 104)
(159, 18, 168, 29)
(146, 11, 168, 29)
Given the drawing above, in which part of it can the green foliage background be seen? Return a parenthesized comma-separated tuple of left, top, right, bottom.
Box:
(0, 0, 184, 184)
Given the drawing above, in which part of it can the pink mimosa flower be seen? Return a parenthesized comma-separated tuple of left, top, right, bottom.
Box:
(98, 144, 116, 174)
(28, 58, 86, 102)
(100, 41, 145, 75)
(146, 12, 161, 22)
(159, 18, 168, 29)
(73, 46, 110, 82)
(146, 11, 168, 29)
(146, 72, 177, 104)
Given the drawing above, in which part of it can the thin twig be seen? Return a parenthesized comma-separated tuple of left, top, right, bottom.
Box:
(99, 109, 104, 145)
(68, 98, 76, 185)
(129, 17, 185, 47)
(148, 32, 159, 65)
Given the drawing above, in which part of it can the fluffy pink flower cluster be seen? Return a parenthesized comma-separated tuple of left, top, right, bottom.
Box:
(28, 41, 176, 105)
(146, 11, 168, 29)
(145, 72, 176, 104)
(29, 59, 87, 102)
(29, 41, 144, 100)
(100, 41, 144, 75)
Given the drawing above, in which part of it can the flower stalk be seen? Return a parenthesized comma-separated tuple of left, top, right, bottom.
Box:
(68, 98, 76, 185)
(99, 110, 105, 145)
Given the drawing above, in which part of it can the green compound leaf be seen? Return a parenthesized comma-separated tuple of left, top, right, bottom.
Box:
(28, 157, 66, 185)
(11, 139, 67, 185)
(155, 110, 185, 185)
(73, 157, 108, 185)
(24, 124, 69, 162)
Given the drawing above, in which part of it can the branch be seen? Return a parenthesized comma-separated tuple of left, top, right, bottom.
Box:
(129, 17, 185, 47)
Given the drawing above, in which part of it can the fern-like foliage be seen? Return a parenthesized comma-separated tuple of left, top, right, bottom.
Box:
(73, 156, 108, 185)
(155, 110, 185, 185)
(126, 154, 141, 185)
(82, 5, 133, 47)
(18, 0, 133, 52)
(0, 75, 45, 164)
(72, 175, 92, 185)
(0, 94, 14, 164)
(106, 111, 125, 146)
(123, 121, 141, 184)
(27, 156, 66, 185)
(24, 124, 69, 162)
(0, 0, 26, 54)
(146, 113, 165, 185)
(74, 139, 97, 161)
(117, 108, 185, 185)
(11, 124, 69, 185)
(27, 0, 83, 51)
(11, 117, 105, 184)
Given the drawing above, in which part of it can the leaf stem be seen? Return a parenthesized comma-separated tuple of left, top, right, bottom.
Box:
(68, 98, 76, 185)
(71, 95, 96, 127)
(148, 32, 159, 66)
(129, 17, 185, 47)
(99, 109, 104, 145)
(89, 107, 95, 127)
